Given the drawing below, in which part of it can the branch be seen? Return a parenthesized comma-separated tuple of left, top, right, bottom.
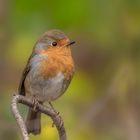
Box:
(11, 95, 66, 140)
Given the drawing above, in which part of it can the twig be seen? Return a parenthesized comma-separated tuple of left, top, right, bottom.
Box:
(11, 95, 66, 140)
(11, 95, 29, 140)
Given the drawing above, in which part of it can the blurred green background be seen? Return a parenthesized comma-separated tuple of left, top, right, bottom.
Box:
(0, 0, 140, 140)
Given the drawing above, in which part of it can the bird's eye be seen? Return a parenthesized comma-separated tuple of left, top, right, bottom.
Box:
(52, 42, 57, 46)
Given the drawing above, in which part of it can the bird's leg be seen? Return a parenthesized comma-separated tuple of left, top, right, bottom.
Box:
(48, 102, 58, 113)
(49, 102, 63, 128)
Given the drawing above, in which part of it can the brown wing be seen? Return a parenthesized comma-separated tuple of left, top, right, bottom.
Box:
(18, 62, 30, 96)
(18, 37, 46, 96)
(18, 52, 34, 96)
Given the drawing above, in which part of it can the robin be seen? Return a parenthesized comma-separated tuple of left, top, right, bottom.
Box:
(18, 29, 75, 135)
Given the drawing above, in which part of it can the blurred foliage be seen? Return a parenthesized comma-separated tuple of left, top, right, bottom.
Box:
(0, 0, 140, 140)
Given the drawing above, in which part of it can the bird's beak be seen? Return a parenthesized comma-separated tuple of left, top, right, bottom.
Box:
(67, 41, 75, 46)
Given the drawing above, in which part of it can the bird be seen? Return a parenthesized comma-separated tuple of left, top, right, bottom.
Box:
(18, 29, 75, 135)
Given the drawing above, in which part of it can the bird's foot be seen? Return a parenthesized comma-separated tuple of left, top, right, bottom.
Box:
(48, 102, 63, 128)
(32, 97, 39, 111)
(52, 112, 63, 128)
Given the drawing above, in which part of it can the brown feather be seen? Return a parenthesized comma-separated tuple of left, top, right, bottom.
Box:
(25, 108, 41, 135)
(18, 52, 35, 96)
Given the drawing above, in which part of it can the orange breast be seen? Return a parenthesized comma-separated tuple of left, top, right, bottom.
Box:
(38, 46, 75, 80)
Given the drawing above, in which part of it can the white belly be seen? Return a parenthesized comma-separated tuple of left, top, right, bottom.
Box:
(25, 72, 65, 102)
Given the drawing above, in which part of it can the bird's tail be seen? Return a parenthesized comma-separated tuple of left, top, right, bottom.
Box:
(25, 108, 41, 135)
